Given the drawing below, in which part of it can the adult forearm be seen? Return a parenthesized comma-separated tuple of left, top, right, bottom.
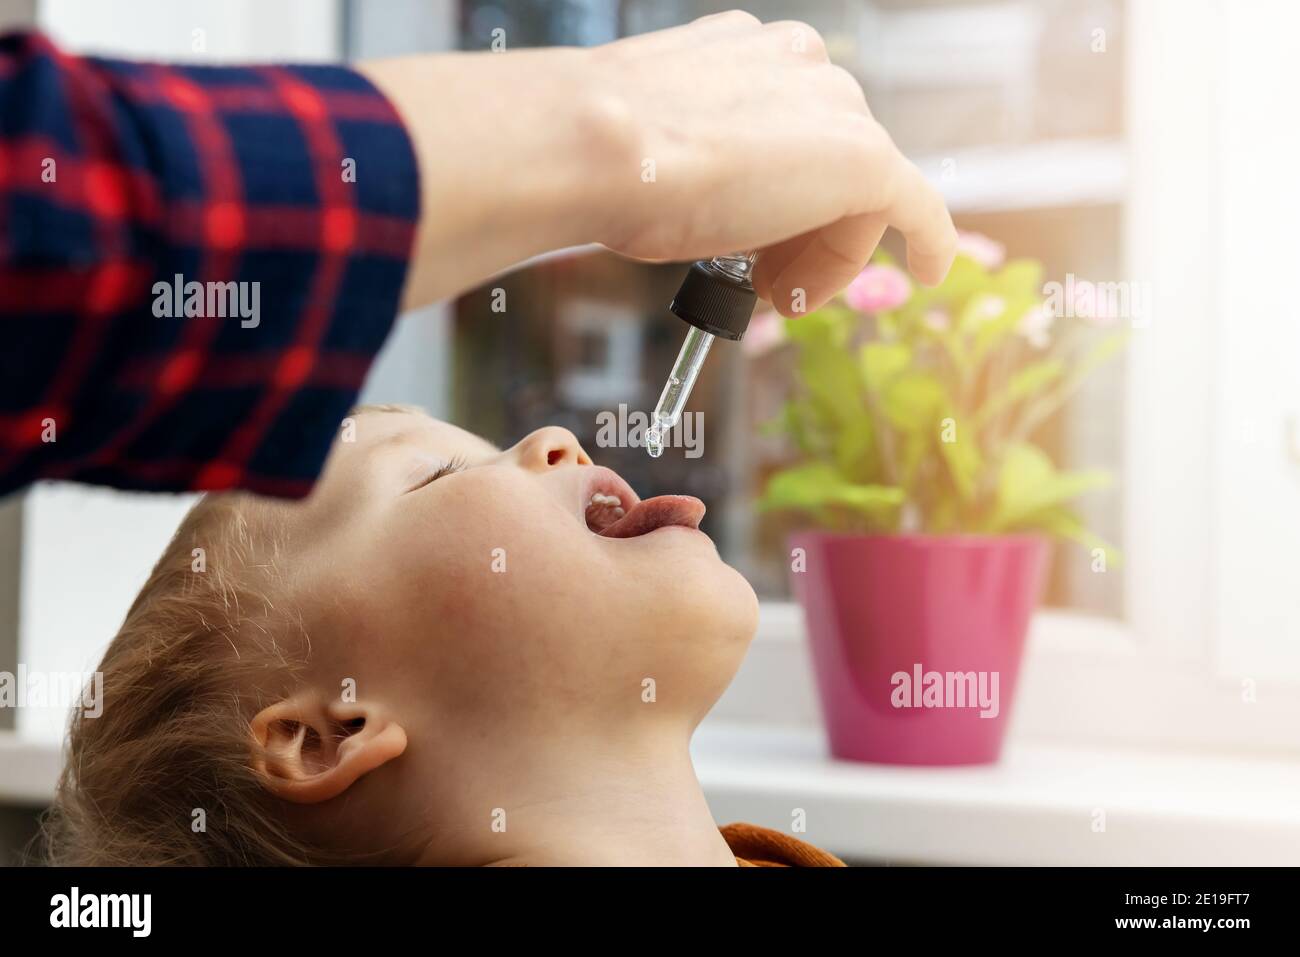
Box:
(358, 49, 625, 312)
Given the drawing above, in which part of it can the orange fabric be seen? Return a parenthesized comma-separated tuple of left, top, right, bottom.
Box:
(720, 822, 846, 867)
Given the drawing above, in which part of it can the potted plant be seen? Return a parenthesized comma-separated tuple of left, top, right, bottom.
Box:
(757, 234, 1124, 765)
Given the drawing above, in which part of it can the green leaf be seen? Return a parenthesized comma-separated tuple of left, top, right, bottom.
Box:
(957, 292, 1009, 334)
(832, 411, 878, 478)
(990, 259, 1043, 299)
(1026, 505, 1122, 567)
(1073, 330, 1128, 380)
(800, 338, 864, 426)
(895, 429, 932, 489)
(787, 307, 865, 426)
(860, 341, 912, 387)
(762, 400, 814, 455)
(923, 253, 987, 307)
(759, 462, 903, 519)
(938, 326, 972, 376)
(988, 443, 1112, 531)
(974, 358, 1066, 428)
(970, 294, 1041, 363)
(785, 306, 854, 347)
(1011, 330, 1129, 438)
(938, 418, 982, 501)
(766, 250, 1126, 539)
(880, 372, 947, 433)
(928, 494, 962, 534)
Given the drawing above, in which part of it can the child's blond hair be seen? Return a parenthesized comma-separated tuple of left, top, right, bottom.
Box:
(39, 494, 332, 865)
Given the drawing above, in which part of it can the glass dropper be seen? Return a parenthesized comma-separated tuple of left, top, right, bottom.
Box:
(645, 252, 758, 458)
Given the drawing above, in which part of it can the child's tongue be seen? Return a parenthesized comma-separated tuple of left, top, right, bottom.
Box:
(596, 495, 705, 538)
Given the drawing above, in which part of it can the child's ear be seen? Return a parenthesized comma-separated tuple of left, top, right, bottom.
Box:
(250, 694, 407, 804)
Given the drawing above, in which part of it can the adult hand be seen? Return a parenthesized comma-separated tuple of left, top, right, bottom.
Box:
(360, 10, 957, 317)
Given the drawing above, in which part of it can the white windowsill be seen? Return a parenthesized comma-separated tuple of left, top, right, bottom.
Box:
(6, 603, 1300, 869)
(693, 721, 1300, 866)
(6, 722, 1298, 866)
(0, 731, 61, 806)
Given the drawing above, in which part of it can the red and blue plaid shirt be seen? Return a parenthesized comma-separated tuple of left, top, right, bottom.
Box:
(0, 32, 420, 498)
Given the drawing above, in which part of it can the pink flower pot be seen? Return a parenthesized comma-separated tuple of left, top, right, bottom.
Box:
(790, 533, 1049, 765)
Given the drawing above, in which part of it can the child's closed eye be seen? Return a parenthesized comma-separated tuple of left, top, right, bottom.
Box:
(404, 456, 466, 494)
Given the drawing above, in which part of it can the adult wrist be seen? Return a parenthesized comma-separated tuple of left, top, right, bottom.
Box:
(561, 47, 643, 250)
(356, 47, 636, 309)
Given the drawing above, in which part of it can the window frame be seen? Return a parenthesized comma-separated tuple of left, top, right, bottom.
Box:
(719, 0, 1300, 756)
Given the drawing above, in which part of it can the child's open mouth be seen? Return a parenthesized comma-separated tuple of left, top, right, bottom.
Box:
(581, 467, 706, 538)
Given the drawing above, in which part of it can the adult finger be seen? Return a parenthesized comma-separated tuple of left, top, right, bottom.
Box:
(768, 212, 889, 317)
(880, 155, 957, 286)
(751, 232, 812, 303)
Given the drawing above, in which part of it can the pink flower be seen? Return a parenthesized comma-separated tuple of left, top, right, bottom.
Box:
(845, 264, 911, 313)
(922, 308, 951, 332)
(742, 308, 786, 356)
(972, 295, 1006, 323)
(956, 231, 1006, 270)
(1017, 303, 1055, 349)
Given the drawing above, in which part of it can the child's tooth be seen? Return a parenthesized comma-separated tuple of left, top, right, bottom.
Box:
(589, 492, 621, 508)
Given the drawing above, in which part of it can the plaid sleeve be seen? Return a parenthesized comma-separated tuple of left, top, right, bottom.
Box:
(0, 31, 419, 498)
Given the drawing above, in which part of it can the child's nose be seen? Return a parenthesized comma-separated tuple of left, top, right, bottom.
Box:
(512, 426, 592, 471)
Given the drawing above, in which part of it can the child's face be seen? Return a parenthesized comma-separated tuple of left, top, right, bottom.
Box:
(284, 409, 758, 743)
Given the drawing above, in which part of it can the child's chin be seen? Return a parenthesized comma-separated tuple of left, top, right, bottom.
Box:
(687, 560, 760, 644)
(723, 565, 760, 638)
(613, 535, 759, 638)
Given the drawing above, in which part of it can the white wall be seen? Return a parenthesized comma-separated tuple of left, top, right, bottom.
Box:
(39, 0, 340, 62)
(18, 488, 196, 740)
